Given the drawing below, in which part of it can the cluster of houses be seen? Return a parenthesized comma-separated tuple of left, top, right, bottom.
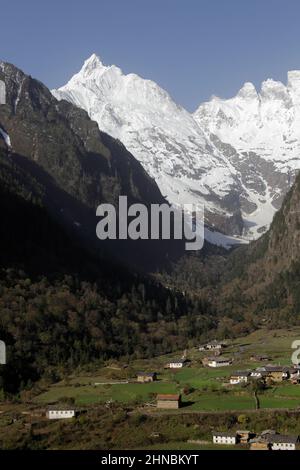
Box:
(213, 429, 299, 450)
(199, 340, 235, 368)
(229, 364, 300, 385)
(161, 342, 232, 369)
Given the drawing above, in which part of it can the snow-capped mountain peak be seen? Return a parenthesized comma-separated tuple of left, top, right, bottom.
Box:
(53, 54, 231, 199)
(81, 53, 105, 72)
(52, 56, 300, 245)
(237, 81, 258, 100)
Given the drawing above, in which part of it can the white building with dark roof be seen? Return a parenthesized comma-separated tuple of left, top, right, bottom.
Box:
(230, 371, 251, 385)
(46, 407, 76, 420)
(271, 435, 299, 451)
(212, 431, 237, 445)
(207, 357, 232, 368)
(168, 358, 189, 368)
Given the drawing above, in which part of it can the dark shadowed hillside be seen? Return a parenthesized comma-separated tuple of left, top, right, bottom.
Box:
(218, 171, 300, 326)
(0, 144, 215, 394)
(0, 62, 185, 271)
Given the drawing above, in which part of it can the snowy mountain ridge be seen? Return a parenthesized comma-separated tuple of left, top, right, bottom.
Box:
(52, 54, 300, 244)
(194, 71, 300, 172)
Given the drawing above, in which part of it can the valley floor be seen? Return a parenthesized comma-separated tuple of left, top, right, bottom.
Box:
(1, 327, 300, 449)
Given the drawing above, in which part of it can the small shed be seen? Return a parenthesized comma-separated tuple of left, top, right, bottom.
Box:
(156, 394, 181, 409)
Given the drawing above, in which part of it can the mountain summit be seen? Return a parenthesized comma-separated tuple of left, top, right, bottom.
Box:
(53, 54, 243, 247)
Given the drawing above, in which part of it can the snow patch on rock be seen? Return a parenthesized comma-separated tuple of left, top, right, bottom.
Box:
(0, 126, 11, 148)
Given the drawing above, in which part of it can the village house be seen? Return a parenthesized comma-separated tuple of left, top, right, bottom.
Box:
(167, 358, 189, 369)
(250, 366, 287, 383)
(206, 357, 232, 368)
(46, 407, 76, 420)
(156, 394, 181, 409)
(212, 431, 237, 445)
(249, 430, 299, 450)
(137, 372, 157, 383)
(230, 371, 251, 385)
(264, 365, 288, 382)
(249, 430, 276, 450)
(249, 429, 276, 450)
(271, 434, 299, 451)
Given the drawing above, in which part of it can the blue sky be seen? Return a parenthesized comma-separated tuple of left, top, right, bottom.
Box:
(1, 0, 300, 110)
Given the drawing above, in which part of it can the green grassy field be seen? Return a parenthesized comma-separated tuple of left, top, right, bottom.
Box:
(188, 394, 255, 411)
(258, 395, 300, 409)
(35, 381, 179, 405)
(271, 383, 300, 397)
